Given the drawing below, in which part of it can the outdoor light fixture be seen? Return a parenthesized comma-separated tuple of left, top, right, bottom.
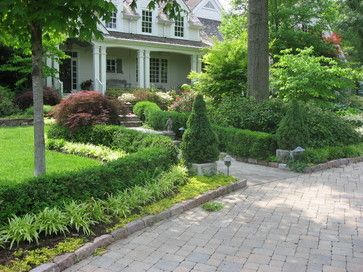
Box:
(224, 155, 232, 176)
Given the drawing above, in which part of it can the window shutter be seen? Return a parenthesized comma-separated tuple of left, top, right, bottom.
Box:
(116, 59, 123, 73)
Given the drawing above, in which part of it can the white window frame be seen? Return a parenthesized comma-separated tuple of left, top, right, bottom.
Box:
(106, 11, 117, 29)
(174, 16, 184, 37)
(150, 58, 168, 84)
(106, 58, 117, 73)
(142, 10, 152, 33)
(204, 1, 216, 10)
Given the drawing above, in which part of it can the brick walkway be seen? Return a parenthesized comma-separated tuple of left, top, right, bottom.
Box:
(65, 163, 363, 272)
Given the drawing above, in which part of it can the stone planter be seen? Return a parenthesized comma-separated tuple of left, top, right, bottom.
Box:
(191, 162, 217, 176)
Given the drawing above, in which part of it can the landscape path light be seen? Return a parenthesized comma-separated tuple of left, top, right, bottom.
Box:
(224, 155, 232, 176)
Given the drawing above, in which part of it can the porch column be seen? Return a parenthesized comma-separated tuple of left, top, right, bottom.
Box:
(144, 50, 150, 88)
(93, 45, 100, 91)
(137, 50, 145, 88)
(45, 57, 53, 87)
(100, 46, 107, 94)
(196, 54, 202, 73)
(191, 54, 197, 72)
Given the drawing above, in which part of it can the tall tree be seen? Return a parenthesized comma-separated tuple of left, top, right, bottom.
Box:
(0, 0, 116, 176)
(247, 0, 269, 101)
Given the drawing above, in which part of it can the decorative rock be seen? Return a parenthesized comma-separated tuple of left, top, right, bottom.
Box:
(29, 262, 60, 272)
(276, 149, 291, 162)
(191, 162, 217, 176)
(111, 227, 127, 240)
(74, 242, 96, 261)
(278, 163, 289, 170)
(93, 234, 114, 248)
(125, 219, 145, 235)
(290, 146, 305, 160)
(53, 253, 76, 271)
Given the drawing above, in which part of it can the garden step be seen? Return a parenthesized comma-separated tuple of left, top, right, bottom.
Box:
(119, 114, 141, 122)
(120, 121, 143, 127)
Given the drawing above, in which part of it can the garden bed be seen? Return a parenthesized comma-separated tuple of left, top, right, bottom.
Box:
(0, 118, 33, 127)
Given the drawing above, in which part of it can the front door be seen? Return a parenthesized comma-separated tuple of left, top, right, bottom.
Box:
(60, 52, 78, 93)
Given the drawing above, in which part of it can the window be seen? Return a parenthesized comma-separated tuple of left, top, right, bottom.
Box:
(174, 16, 184, 37)
(142, 10, 152, 33)
(107, 59, 116, 73)
(106, 12, 117, 28)
(72, 59, 77, 90)
(150, 58, 168, 83)
(204, 1, 216, 9)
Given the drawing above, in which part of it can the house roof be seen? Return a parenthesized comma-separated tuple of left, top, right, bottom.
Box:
(106, 31, 209, 48)
(185, 0, 203, 9)
(198, 18, 222, 41)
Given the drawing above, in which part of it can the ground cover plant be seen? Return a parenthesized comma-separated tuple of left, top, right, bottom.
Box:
(0, 168, 236, 271)
(202, 202, 224, 212)
(46, 139, 127, 162)
(0, 126, 100, 185)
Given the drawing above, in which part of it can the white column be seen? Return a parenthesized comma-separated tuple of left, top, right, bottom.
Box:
(137, 50, 145, 88)
(196, 55, 202, 73)
(93, 45, 100, 91)
(100, 46, 107, 94)
(45, 57, 53, 87)
(191, 54, 197, 72)
(144, 50, 150, 89)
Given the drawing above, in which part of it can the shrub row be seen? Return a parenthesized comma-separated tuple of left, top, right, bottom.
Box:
(133, 101, 189, 137)
(46, 139, 127, 162)
(214, 126, 277, 160)
(47, 124, 177, 154)
(0, 166, 188, 249)
(0, 147, 178, 225)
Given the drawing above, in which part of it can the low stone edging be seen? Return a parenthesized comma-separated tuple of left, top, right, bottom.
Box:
(234, 155, 363, 173)
(0, 118, 33, 127)
(29, 179, 247, 272)
(304, 156, 363, 173)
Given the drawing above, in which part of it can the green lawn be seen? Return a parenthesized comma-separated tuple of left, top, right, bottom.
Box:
(0, 126, 100, 185)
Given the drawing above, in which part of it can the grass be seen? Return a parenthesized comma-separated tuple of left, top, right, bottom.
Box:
(202, 202, 224, 212)
(0, 126, 100, 185)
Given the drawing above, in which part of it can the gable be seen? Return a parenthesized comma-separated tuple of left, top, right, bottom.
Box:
(190, 0, 222, 21)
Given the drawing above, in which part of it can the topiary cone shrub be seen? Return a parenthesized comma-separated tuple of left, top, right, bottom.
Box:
(181, 94, 219, 164)
(53, 91, 119, 131)
(276, 100, 309, 150)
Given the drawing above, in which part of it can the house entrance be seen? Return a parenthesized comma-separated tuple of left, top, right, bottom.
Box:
(60, 52, 78, 93)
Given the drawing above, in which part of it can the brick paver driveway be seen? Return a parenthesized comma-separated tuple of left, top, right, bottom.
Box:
(66, 163, 363, 272)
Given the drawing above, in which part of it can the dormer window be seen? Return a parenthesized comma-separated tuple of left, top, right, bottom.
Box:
(204, 1, 216, 9)
(106, 11, 117, 29)
(174, 16, 184, 37)
(142, 10, 152, 33)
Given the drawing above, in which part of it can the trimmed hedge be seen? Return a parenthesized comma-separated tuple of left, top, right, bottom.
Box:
(133, 101, 161, 121)
(214, 126, 277, 160)
(47, 124, 177, 154)
(146, 110, 189, 138)
(0, 146, 178, 225)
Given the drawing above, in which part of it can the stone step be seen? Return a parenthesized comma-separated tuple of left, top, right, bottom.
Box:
(120, 121, 143, 127)
(119, 114, 141, 122)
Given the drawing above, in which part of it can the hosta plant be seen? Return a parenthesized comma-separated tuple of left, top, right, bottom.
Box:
(35, 207, 68, 236)
(64, 201, 95, 235)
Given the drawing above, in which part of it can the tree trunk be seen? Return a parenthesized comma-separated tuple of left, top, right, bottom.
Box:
(247, 0, 269, 101)
(30, 23, 46, 176)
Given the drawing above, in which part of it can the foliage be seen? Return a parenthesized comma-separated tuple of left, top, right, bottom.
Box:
(0, 126, 100, 184)
(118, 89, 173, 110)
(80, 79, 93, 90)
(214, 126, 277, 160)
(190, 34, 248, 101)
(53, 91, 119, 130)
(0, 85, 20, 117)
(23, 105, 53, 116)
(276, 100, 361, 149)
(202, 202, 224, 212)
(47, 124, 177, 155)
(0, 166, 187, 249)
(209, 96, 286, 133)
(0, 238, 85, 272)
(271, 48, 362, 102)
(276, 100, 309, 150)
(168, 91, 196, 112)
(14, 87, 61, 110)
(133, 101, 161, 121)
(0, 146, 177, 225)
(181, 95, 219, 163)
(46, 138, 127, 162)
(219, 14, 247, 40)
(35, 207, 68, 236)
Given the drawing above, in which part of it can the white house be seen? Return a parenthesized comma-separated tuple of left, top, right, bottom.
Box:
(46, 0, 223, 94)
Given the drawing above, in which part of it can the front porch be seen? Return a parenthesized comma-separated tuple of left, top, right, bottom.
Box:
(47, 41, 203, 94)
